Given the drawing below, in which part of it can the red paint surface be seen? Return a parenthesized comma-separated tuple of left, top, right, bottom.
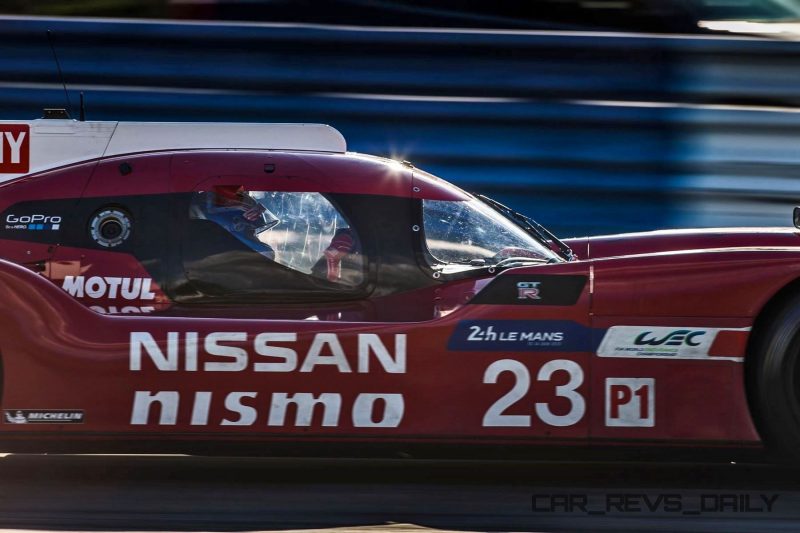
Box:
(0, 147, 796, 453)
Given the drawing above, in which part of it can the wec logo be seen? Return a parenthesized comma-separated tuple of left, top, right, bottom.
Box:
(0, 124, 30, 174)
(634, 330, 705, 347)
(596, 325, 729, 360)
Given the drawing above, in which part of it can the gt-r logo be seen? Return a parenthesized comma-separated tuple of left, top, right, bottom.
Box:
(634, 330, 704, 347)
(0, 124, 30, 174)
(605, 378, 655, 427)
(517, 281, 541, 300)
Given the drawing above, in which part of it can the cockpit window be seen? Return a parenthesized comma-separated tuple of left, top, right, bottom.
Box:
(254, 191, 363, 285)
(422, 198, 556, 272)
(186, 188, 365, 296)
(191, 186, 280, 259)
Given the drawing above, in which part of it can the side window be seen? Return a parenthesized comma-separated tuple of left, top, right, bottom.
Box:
(255, 190, 363, 285)
(183, 186, 365, 298)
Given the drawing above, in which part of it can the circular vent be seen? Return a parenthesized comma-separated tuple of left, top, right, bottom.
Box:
(89, 208, 132, 248)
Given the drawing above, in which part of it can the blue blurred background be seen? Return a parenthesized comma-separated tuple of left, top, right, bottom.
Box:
(0, 1, 799, 237)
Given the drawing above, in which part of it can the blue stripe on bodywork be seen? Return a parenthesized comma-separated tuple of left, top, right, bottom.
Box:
(448, 320, 594, 352)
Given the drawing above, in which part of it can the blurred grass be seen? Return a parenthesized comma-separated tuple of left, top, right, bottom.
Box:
(0, 0, 167, 18)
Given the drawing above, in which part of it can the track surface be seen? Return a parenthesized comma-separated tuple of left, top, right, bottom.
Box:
(0, 454, 799, 532)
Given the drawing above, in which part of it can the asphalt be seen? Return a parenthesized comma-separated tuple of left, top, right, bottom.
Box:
(0, 454, 798, 532)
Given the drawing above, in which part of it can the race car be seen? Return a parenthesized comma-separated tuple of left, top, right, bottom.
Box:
(0, 115, 799, 460)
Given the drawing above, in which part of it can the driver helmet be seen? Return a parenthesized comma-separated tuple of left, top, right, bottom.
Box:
(191, 185, 279, 258)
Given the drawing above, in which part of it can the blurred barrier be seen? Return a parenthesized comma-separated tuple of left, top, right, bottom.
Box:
(0, 15, 799, 235)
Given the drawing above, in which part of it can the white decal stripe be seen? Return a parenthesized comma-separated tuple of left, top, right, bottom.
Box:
(596, 326, 749, 363)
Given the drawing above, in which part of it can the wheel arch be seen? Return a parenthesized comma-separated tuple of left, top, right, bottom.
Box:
(748, 277, 800, 356)
(745, 276, 800, 447)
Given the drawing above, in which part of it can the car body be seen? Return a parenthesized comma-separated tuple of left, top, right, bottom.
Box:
(0, 117, 798, 459)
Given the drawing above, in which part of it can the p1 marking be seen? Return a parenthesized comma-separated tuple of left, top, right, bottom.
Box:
(605, 378, 655, 427)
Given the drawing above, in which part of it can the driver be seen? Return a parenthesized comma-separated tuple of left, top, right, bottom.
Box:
(191, 185, 279, 259)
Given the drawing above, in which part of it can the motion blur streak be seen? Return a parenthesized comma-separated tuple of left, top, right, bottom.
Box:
(699, 21, 800, 39)
(1, 16, 800, 235)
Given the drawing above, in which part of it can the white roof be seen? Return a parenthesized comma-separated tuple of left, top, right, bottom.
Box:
(0, 119, 346, 182)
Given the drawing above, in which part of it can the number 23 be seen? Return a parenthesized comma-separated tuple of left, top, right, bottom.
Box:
(482, 359, 585, 427)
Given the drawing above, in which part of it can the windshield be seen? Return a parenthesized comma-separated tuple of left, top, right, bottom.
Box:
(422, 198, 558, 273)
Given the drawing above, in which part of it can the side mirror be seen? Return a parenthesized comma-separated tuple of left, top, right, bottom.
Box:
(794, 207, 800, 229)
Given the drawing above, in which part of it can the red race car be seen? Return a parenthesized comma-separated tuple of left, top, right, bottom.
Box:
(0, 116, 798, 460)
